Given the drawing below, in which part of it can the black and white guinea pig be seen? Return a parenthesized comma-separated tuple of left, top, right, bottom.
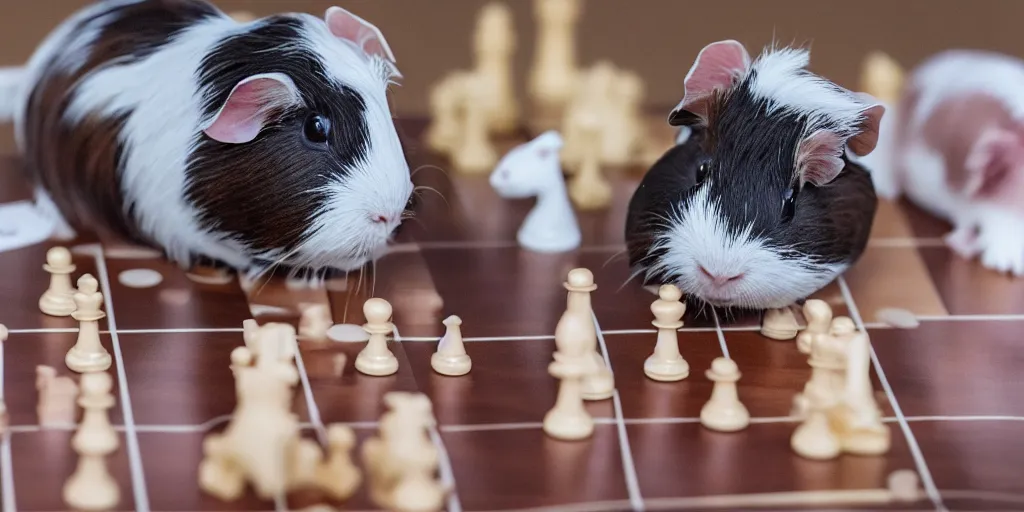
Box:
(625, 40, 882, 310)
(0, 0, 412, 278)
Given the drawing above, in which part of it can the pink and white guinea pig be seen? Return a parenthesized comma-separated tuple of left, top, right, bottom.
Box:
(0, 0, 413, 278)
(626, 40, 883, 310)
(863, 50, 1024, 276)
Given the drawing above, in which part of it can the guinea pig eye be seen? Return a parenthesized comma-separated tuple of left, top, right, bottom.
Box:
(303, 114, 330, 144)
(781, 183, 799, 223)
(697, 160, 711, 182)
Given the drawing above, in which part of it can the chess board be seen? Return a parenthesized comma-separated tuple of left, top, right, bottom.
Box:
(0, 116, 1022, 512)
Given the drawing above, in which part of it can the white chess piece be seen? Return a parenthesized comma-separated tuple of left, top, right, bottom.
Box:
(431, 315, 471, 376)
(452, 75, 498, 174)
(298, 304, 333, 343)
(473, 2, 518, 133)
(39, 246, 77, 316)
(797, 299, 833, 354)
(762, 306, 800, 340)
(355, 298, 399, 376)
(528, 0, 581, 108)
(560, 268, 614, 400)
(699, 357, 749, 432)
(65, 274, 112, 373)
(644, 284, 689, 381)
(63, 371, 119, 510)
(543, 312, 594, 440)
(489, 130, 581, 253)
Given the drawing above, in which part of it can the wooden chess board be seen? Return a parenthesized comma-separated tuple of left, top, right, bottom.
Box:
(0, 117, 1021, 512)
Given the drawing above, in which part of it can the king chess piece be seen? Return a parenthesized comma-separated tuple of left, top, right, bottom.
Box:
(65, 274, 112, 373)
(39, 246, 77, 317)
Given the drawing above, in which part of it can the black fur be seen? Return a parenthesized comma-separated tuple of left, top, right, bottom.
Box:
(185, 14, 372, 259)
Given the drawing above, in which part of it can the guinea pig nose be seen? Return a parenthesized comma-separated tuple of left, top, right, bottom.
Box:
(371, 214, 389, 224)
(700, 266, 744, 286)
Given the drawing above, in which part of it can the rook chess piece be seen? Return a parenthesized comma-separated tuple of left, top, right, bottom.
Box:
(63, 371, 119, 510)
(39, 246, 77, 317)
(355, 298, 400, 376)
(544, 312, 595, 440)
(644, 284, 689, 381)
(761, 306, 800, 340)
(700, 357, 749, 432)
(431, 315, 471, 376)
(65, 274, 112, 373)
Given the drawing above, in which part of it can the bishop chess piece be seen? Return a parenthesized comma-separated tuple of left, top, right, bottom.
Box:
(39, 246, 77, 316)
(355, 298, 399, 376)
(561, 268, 614, 400)
(700, 357, 749, 432)
(431, 315, 471, 376)
(63, 371, 119, 510)
(797, 299, 832, 354)
(65, 274, 111, 373)
(543, 312, 595, 440)
(644, 284, 689, 381)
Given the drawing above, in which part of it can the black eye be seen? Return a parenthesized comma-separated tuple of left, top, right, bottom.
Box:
(696, 160, 711, 182)
(303, 114, 330, 144)
(781, 182, 799, 223)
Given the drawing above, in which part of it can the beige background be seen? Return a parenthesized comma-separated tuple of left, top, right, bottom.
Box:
(0, 0, 1022, 117)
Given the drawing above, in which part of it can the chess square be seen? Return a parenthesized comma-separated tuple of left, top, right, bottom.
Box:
(912, 420, 1024, 511)
(118, 331, 312, 426)
(403, 338, 614, 425)
(105, 257, 251, 330)
(871, 321, 1024, 417)
(899, 199, 951, 239)
(843, 246, 949, 321)
(137, 430, 275, 511)
(301, 341, 420, 424)
(0, 243, 101, 331)
(10, 430, 135, 511)
(626, 421, 921, 504)
(919, 247, 1024, 316)
(5, 331, 124, 426)
(440, 425, 631, 510)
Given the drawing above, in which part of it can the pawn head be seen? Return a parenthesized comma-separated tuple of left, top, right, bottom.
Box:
(363, 298, 393, 324)
(46, 246, 72, 267)
(76, 274, 99, 294)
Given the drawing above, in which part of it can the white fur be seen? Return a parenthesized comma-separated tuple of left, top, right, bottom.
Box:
(15, 6, 412, 272)
(489, 130, 581, 253)
(649, 181, 845, 309)
(748, 47, 875, 137)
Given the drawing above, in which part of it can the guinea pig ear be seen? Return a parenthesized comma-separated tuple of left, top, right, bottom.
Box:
(963, 126, 1024, 198)
(201, 73, 301, 144)
(325, 7, 398, 66)
(668, 40, 751, 126)
(796, 130, 846, 187)
(846, 96, 886, 157)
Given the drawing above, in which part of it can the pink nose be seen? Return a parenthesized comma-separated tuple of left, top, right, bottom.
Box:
(371, 214, 390, 224)
(700, 266, 744, 286)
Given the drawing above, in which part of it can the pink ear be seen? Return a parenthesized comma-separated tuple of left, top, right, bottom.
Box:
(796, 130, 846, 186)
(963, 127, 1024, 198)
(668, 40, 751, 124)
(847, 97, 886, 157)
(202, 74, 300, 144)
(325, 6, 397, 66)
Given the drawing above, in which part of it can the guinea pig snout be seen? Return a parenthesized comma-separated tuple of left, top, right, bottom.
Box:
(698, 265, 745, 288)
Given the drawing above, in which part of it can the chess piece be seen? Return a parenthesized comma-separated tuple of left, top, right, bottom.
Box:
(363, 393, 443, 510)
(796, 299, 832, 354)
(791, 322, 852, 418)
(836, 330, 890, 455)
(644, 284, 689, 381)
(543, 312, 594, 440)
(560, 63, 615, 173)
(489, 130, 581, 253)
(63, 372, 119, 511)
(568, 119, 612, 210)
(316, 424, 362, 501)
(355, 298, 399, 376)
(36, 365, 79, 426)
(431, 315, 471, 376)
(860, 51, 905, 105)
(761, 306, 800, 340)
(791, 406, 841, 460)
(452, 75, 498, 174)
(65, 274, 112, 373)
(473, 2, 518, 134)
(561, 268, 614, 400)
(39, 246, 77, 316)
(425, 73, 467, 154)
(528, 0, 581, 109)
(601, 69, 645, 166)
(299, 303, 333, 343)
(700, 357, 749, 432)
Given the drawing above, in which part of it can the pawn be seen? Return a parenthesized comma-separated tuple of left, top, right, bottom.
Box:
(65, 275, 111, 373)
(316, 424, 362, 501)
(791, 407, 841, 460)
(700, 357, 749, 432)
(431, 315, 471, 376)
(39, 246, 77, 317)
(644, 284, 689, 381)
(355, 298, 399, 376)
(63, 371, 119, 511)
(761, 306, 799, 340)
(797, 299, 832, 354)
(298, 304, 333, 343)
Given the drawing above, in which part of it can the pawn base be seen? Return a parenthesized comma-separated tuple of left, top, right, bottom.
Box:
(39, 292, 76, 317)
(65, 347, 112, 373)
(542, 409, 594, 441)
(699, 405, 750, 432)
(355, 352, 399, 377)
(431, 353, 471, 376)
(582, 371, 615, 401)
(63, 469, 120, 511)
(643, 356, 690, 382)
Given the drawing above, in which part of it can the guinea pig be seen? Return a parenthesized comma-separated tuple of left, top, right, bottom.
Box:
(0, 0, 413, 279)
(625, 40, 883, 310)
(861, 50, 1024, 276)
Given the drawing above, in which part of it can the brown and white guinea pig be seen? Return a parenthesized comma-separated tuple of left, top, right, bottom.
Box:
(625, 40, 884, 310)
(0, 0, 412, 279)
(862, 50, 1024, 276)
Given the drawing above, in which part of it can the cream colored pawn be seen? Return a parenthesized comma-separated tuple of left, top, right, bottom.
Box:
(63, 371, 119, 511)
(644, 284, 688, 381)
(431, 315, 471, 376)
(761, 306, 799, 340)
(65, 275, 111, 373)
(39, 246, 77, 316)
(700, 357, 750, 432)
(356, 298, 399, 376)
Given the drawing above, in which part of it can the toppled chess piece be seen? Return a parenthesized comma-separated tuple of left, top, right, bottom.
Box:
(700, 357, 749, 432)
(431, 315, 471, 376)
(39, 246, 77, 317)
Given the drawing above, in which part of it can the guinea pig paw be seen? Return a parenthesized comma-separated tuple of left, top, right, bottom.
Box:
(944, 227, 982, 259)
(978, 238, 1024, 276)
